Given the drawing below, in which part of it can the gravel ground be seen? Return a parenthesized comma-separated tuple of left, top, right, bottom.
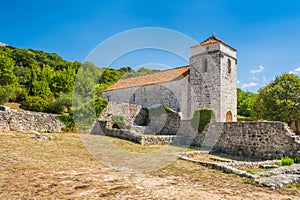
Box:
(0, 132, 299, 199)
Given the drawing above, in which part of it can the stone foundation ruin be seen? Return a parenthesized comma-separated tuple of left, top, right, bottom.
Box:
(93, 102, 300, 160)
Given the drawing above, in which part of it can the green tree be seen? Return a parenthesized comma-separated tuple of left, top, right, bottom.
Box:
(0, 53, 17, 85)
(252, 73, 300, 123)
(237, 88, 257, 117)
(0, 86, 16, 105)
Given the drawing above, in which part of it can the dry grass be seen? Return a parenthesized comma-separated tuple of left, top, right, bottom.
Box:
(0, 132, 299, 199)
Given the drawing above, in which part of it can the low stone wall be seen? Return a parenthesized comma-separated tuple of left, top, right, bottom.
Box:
(99, 102, 145, 128)
(0, 108, 65, 133)
(145, 112, 181, 135)
(193, 122, 300, 159)
(96, 102, 300, 160)
(91, 121, 175, 145)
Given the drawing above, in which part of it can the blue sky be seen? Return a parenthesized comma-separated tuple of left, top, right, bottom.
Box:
(1, 0, 300, 92)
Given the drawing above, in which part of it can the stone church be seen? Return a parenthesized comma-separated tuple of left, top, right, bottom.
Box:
(102, 35, 237, 122)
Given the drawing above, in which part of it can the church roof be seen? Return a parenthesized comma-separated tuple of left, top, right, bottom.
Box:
(192, 34, 236, 51)
(103, 66, 190, 92)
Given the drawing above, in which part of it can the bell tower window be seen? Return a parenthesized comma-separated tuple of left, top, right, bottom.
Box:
(203, 57, 208, 72)
(227, 58, 231, 74)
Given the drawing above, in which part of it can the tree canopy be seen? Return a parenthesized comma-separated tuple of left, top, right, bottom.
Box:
(252, 73, 300, 123)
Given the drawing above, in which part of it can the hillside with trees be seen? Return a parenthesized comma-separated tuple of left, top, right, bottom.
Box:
(1, 45, 299, 129)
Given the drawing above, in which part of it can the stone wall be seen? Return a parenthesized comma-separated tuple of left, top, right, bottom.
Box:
(102, 77, 190, 119)
(193, 122, 300, 159)
(95, 102, 300, 160)
(91, 120, 175, 145)
(145, 112, 181, 135)
(99, 102, 145, 128)
(0, 107, 65, 133)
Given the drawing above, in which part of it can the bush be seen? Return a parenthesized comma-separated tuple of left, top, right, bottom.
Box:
(57, 113, 76, 132)
(294, 156, 300, 164)
(24, 96, 49, 112)
(190, 108, 213, 133)
(13, 87, 28, 102)
(281, 156, 294, 166)
(49, 93, 72, 114)
(148, 105, 175, 116)
(0, 85, 16, 105)
(112, 115, 125, 129)
(94, 97, 108, 117)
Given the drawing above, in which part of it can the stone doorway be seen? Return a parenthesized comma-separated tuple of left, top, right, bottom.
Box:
(226, 111, 233, 122)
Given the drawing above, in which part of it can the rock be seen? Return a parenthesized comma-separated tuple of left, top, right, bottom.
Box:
(31, 130, 41, 136)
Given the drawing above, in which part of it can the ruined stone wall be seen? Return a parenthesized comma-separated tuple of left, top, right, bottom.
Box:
(193, 122, 300, 159)
(0, 108, 65, 132)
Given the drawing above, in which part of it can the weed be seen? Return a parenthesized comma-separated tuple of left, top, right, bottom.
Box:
(281, 156, 294, 166)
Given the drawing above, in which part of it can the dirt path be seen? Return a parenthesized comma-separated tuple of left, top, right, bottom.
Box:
(0, 132, 299, 199)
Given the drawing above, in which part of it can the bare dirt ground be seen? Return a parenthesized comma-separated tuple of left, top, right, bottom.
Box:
(0, 132, 299, 199)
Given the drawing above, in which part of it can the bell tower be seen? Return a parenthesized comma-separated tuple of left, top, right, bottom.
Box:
(189, 34, 237, 122)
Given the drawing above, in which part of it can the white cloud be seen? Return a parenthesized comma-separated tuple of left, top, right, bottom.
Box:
(262, 76, 267, 83)
(237, 80, 240, 84)
(252, 76, 259, 81)
(241, 82, 258, 89)
(289, 67, 300, 75)
(250, 65, 264, 74)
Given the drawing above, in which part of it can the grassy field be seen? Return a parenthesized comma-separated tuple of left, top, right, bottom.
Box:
(0, 132, 299, 199)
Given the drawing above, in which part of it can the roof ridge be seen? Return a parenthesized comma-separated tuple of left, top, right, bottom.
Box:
(103, 65, 190, 92)
(119, 65, 190, 80)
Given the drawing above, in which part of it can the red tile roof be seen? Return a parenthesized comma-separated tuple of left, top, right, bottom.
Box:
(192, 35, 236, 51)
(103, 66, 190, 91)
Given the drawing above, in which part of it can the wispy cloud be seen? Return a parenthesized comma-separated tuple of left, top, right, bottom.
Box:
(289, 67, 300, 75)
(250, 65, 264, 74)
(241, 82, 258, 89)
(252, 76, 259, 81)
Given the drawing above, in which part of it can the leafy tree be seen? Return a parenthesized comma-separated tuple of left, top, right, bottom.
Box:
(29, 79, 53, 101)
(97, 68, 125, 94)
(12, 48, 37, 67)
(252, 73, 300, 123)
(23, 96, 50, 112)
(0, 86, 16, 105)
(237, 88, 257, 117)
(0, 52, 17, 85)
(49, 92, 72, 114)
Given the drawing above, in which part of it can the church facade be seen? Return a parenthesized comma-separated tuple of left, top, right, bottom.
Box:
(102, 35, 237, 122)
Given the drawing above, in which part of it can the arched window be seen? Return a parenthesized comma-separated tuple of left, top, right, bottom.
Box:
(227, 59, 231, 74)
(203, 57, 208, 72)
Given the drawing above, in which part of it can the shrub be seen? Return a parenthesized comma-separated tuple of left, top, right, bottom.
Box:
(112, 115, 125, 129)
(190, 108, 213, 133)
(24, 96, 49, 112)
(13, 87, 28, 102)
(0, 85, 16, 105)
(281, 156, 294, 166)
(94, 96, 108, 117)
(148, 105, 175, 116)
(49, 92, 72, 114)
(57, 113, 76, 132)
(294, 156, 300, 164)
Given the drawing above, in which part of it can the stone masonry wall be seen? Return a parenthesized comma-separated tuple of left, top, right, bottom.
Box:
(0, 108, 65, 133)
(102, 77, 190, 119)
(193, 122, 300, 159)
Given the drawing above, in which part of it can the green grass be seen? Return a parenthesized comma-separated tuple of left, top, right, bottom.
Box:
(281, 156, 294, 166)
(246, 168, 267, 174)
